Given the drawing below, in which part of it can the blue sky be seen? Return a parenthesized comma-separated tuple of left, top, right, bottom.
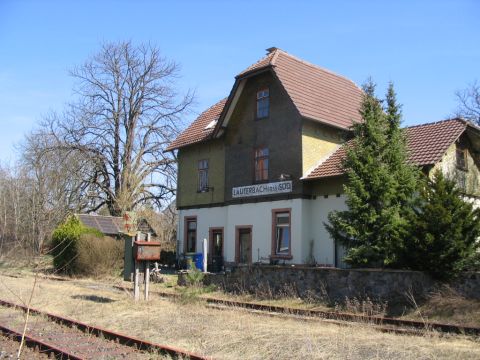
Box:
(0, 0, 478, 161)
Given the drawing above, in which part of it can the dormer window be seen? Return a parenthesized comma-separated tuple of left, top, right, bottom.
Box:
(256, 88, 269, 119)
(204, 118, 218, 130)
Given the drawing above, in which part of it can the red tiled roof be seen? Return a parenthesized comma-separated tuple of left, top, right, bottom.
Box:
(167, 48, 363, 151)
(406, 118, 467, 165)
(236, 48, 363, 129)
(236, 50, 276, 77)
(165, 98, 227, 151)
(304, 118, 468, 180)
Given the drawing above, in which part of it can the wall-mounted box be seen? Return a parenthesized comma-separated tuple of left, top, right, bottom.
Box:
(134, 241, 162, 261)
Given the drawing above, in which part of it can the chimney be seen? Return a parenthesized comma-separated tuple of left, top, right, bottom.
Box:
(266, 47, 278, 54)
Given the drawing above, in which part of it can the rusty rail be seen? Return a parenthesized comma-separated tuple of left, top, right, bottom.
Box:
(117, 286, 480, 337)
(0, 299, 209, 360)
(0, 322, 83, 359)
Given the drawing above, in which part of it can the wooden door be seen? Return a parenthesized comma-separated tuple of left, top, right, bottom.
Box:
(236, 227, 252, 264)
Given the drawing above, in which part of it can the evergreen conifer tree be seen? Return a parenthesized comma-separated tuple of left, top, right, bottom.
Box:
(405, 171, 480, 279)
(326, 81, 419, 267)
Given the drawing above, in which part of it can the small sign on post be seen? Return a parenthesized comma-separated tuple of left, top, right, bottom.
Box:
(123, 211, 138, 235)
(133, 237, 161, 301)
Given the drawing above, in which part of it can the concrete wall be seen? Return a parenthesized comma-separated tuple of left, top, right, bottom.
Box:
(178, 196, 347, 266)
(179, 199, 306, 263)
(177, 139, 225, 208)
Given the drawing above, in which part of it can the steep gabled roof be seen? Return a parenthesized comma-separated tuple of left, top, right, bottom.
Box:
(165, 98, 227, 151)
(167, 48, 363, 151)
(304, 118, 470, 180)
(236, 48, 363, 129)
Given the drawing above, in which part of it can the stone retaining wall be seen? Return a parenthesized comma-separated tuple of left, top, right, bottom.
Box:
(200, 265, 480, 306)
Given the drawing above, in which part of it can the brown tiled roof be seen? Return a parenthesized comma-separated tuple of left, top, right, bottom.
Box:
(236, 50, 276, 77)
(167, 48, 363, 151)
(304, 118, 468, 180)
(268, 50, 363, 129)
(165, 98, 227, 151)
(406, 118, 467, 165)
(76, 214, 157, 236)
(77, 214, 123, 235)
(236, 48, 363, 129)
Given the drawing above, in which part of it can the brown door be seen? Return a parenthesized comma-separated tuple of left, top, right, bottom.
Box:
(236, 227, 252, 264)
(211, 229, 223, 257)
(209, 228, 224, 272)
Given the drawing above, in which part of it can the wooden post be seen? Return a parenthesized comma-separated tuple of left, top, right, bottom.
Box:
(134, 259, 140, 301)
(144, 232, 151, 301)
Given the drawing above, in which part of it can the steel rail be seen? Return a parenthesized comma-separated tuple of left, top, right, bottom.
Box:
(12, 273, 478, 337)
(0, 299, 209, 360)
(0, 322, 83, 360)
(117, 286, 480, 337)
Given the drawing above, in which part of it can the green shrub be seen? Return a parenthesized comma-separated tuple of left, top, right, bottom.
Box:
(76, 234, 124, 277)
(50, 216, 102, 274)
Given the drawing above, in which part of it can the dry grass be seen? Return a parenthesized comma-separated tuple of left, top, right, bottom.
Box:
(0, 273, 479, 359)
(401, 286, 480, 327)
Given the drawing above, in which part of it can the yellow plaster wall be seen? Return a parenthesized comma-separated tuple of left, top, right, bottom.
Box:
(430, 142, 480, 196)
(301, 120, 344, 177)
(177, 140, 225, 207)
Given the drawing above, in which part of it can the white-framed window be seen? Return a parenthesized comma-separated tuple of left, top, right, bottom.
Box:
(198, 159, 209, 191)
(273, 210, 291, 257)
(185, 217, 197, 253)
(256, 88, 269, 119)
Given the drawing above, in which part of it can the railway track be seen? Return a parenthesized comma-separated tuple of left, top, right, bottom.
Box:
(114, 286, 480, 337)
(0, 299, 208, 360)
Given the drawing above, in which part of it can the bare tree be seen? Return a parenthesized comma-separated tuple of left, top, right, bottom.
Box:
(43, 41, 193, 216)
(455, 80, 480, 125)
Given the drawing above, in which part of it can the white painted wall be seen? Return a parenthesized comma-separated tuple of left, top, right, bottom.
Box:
(179, 196, 347, 266)
(304, 195, 347, 266)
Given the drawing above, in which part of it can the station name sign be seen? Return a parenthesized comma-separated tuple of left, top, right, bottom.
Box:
(232, 180, 293, 198)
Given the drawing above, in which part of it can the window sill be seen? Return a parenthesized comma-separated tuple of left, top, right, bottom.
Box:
(197, 189, 210, 193)
(271, 254, 293, 260)
(253, 179, 269, 184)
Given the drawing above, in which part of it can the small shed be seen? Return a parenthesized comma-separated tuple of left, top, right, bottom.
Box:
(76, 214, 157, 240)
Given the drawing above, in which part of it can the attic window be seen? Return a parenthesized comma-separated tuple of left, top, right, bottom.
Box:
(456, 147, 468, 170)
(256, 88, 269, 119)
(204, 118, 218, 130)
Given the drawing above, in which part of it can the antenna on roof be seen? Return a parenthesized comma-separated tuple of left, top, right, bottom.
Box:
(266, 47, 278, 54)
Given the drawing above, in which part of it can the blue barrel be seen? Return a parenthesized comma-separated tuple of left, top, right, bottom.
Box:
(193, 253, 204, 271)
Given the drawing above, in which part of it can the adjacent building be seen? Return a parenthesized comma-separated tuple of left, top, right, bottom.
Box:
(167, 48, 480, 269)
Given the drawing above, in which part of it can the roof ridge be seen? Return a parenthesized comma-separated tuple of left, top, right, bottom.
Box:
(274, 49, 363, 92)
(405, 117, 465, 130)
(237, 51, 275, 76)
(77, 213, 120, 219)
